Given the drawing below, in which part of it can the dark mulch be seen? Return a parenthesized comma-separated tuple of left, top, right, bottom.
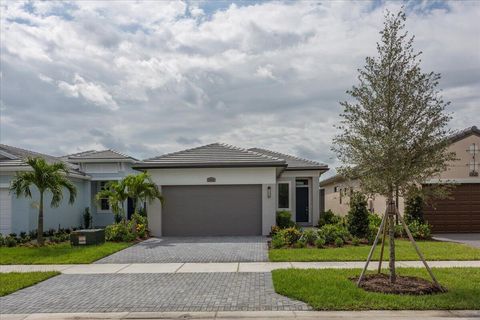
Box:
(351, 273, 446, 295)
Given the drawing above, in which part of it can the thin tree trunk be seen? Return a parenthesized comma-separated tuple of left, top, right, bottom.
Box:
(388, 198, 396, 283)
(38, 192, 44, 245)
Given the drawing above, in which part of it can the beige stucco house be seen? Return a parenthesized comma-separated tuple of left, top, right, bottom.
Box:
(320, 126, 480, 233)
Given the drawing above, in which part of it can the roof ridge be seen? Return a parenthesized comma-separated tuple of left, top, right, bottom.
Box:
(63, 150, 97, 158)
(218, 143, 284, 162)
(251, 147, 322, 165)
(143, 143, 218, 161)
(103, 149, 139, 161)
(0, 144, 60, 160)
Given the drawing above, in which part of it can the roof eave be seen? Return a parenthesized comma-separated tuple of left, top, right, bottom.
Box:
(133, 162, 287, 170)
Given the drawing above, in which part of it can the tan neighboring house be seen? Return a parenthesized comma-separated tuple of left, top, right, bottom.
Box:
(320, 126, 480, 233)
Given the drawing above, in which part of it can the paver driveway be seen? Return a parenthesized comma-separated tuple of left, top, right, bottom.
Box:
(0, 273, 310, 313)
(96, 236, 268, 263)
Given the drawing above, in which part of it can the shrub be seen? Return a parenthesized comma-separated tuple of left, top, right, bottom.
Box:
(405, 193, 425, 223)
(279, 227, 302, 245)
(346, 192, 370, 238)
(406, 220, 432, 240)
(318, 224, 351, 245)
(0, 234, 5, 246)
(352, 237, 360, 246)
(302, 229, 318, 245)
(28, 230, 37, 239)
(105, 223, 134, 242)
(294, 239, 307, 248)
(367, 213, 382, 244)
(270, 225, 281, 236)
(276, 211, 295, 229)
(5, 236, 17, 247)
(315, 237, 326, 248)
(334, 237, 344, 247)
(318, 209, 341, 227)
(394, 224, 403, 238)
(271, 234, 286, 248)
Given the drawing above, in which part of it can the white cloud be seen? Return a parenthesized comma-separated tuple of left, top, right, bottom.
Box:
(57, 74, 118, 110)
(0, 0, 479, 168)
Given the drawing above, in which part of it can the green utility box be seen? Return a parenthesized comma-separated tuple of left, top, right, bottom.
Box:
(70, 229, 105, 246)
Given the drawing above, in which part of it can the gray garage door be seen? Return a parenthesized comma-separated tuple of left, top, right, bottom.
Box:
(162, 185, 262, 236)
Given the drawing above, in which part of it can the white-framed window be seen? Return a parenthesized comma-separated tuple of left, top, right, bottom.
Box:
(98, 181, 111, 213)
(277, 182, 291, 210)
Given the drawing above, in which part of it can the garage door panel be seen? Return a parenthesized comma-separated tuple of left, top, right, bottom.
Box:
(161, 185, 262, 236)
(423, 184, 480, 233)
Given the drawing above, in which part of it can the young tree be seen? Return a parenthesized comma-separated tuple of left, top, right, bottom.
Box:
(347, 192, 370, 238)
(96, 180, 129, 221)
(10, 157, 77, 245)
(123, 172, 164, 215)
(333, 10, 455, 285)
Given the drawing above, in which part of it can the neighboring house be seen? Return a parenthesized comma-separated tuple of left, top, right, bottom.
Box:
(320, 126, 480, 233)
(0, 144, 90, 235)
(0, 145, 140, 234)
(134, 143, 329, 236)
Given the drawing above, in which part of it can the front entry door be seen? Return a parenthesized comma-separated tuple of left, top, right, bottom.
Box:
(296, 181, 309, 223)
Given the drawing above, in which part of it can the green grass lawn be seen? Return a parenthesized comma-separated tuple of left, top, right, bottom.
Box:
(0, 242, 133, 265)
(0, 272, 60, 296)
(269, 239, 480, 262)
(272, 268, 480, 310)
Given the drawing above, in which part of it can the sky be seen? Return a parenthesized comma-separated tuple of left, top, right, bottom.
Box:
(1, 0, 479, 177)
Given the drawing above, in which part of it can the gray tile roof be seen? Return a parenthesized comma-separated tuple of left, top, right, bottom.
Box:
(0, 144, 85, 175)
(65, 149, 138, 161)
(136, 143, 287, 168)
(249, 147, 328, 171)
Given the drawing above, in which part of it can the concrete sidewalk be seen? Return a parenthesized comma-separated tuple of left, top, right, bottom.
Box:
(1, 260, 479, 274)
(2, 310, 479, 320)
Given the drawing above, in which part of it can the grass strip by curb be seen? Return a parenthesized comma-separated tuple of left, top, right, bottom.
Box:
(0, 271, 60, 296)
(272, 267, 480, 310)
(269, 240, 480, 262)
(0, 242, 133, 265)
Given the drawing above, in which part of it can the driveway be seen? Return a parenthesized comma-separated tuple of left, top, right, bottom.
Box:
(0, 273, 310, 313)
(96, 237, 268, 263)
(433, 233, 480, 248)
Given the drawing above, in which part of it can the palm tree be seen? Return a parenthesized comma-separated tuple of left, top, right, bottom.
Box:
(95, 180, 128, 221)
(123, 172, 164, 215)
(10, 157, 77, 245)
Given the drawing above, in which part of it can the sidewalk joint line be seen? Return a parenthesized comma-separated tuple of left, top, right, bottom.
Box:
(174, 263, 185, 273)
(115, 264, 132, 273)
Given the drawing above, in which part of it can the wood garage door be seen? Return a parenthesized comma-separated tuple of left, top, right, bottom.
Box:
(423, 184, 480, 233)
(161, 185, 262, 236)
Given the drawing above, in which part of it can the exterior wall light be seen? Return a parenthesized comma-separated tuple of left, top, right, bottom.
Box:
(267, 186, 272, 198)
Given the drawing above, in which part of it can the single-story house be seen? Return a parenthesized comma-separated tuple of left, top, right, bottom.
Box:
(320, 126, 480, 233)
(1, 143, 329, 236)
(0, 145, 140, 234)
(134, 143, 329, 236)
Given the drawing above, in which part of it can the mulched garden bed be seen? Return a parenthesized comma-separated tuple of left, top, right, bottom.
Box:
(351, 273, 446, 295)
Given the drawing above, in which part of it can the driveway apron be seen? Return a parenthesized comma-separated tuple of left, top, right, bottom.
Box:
(0, 273, 310, 313)
(95, 237, 269, 263)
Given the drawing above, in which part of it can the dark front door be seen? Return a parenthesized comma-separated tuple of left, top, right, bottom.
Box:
(127, 197, 134, 220)
(296, 187, 309, 223)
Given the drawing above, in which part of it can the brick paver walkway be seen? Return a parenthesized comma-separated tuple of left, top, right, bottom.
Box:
(0, 273, 310, 314)
(95, 237, 268, 263)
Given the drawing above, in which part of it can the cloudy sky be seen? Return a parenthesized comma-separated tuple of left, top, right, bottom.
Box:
(1, 0, 479, 175)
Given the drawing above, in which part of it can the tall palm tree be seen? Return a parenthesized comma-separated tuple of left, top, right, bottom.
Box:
(95, 180, 128, 220)
(10, 157, 77, 245)
(123, 172, 164, 215)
